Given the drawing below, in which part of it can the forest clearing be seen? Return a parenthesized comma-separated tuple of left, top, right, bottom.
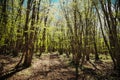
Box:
(0, 0, 120, 80)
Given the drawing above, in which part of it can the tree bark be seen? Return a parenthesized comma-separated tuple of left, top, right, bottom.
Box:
(23, 0, 33, 67)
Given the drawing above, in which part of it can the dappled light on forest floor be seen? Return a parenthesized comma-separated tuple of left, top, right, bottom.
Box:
(0, 53, 120, 80)
(0, 0, 120, 80)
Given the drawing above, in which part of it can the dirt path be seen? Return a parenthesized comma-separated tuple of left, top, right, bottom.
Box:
(7, 53, 75, 80)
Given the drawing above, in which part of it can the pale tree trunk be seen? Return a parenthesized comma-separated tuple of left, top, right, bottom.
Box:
(93, 18, 99, 61)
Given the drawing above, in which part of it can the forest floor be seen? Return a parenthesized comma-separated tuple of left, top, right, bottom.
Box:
(0, 52, 120, 80)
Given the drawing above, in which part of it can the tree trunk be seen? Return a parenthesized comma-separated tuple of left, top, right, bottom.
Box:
(98, 0, 120, 73)
(93, 21, 99, 61)
(23, 0, 33, 67)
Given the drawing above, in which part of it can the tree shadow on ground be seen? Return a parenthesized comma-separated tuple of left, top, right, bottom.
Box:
(0, 66, 27, 80)
(81, 61, 120, 80)
(27, 64, 76, 80)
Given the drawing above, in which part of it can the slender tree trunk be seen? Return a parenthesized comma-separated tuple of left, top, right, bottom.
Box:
(23, 0, 32, 67)
(93, 20, 99, 61)
(27, 0, 36, 65)
(98, 0, 120, 72)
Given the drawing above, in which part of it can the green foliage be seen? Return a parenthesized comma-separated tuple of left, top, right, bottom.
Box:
(0, 37, 5, 47)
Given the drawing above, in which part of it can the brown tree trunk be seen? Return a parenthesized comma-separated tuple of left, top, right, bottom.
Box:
(23, 0, 33, 67)
(98, 0, 120, 72)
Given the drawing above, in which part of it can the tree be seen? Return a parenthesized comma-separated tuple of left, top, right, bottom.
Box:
(92, 0, 120, 73)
